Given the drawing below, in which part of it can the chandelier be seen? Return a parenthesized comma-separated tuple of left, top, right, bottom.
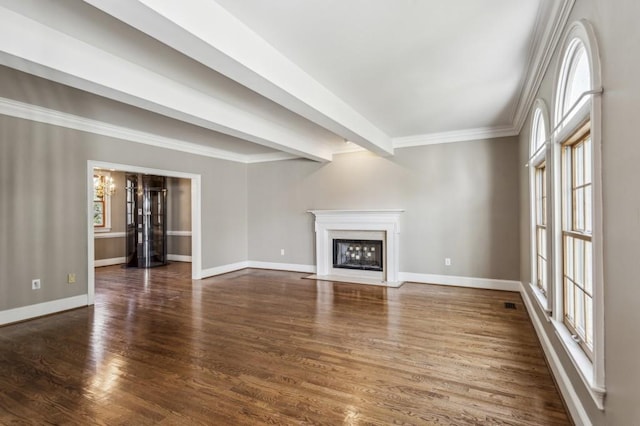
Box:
(94, 174, 115, 198)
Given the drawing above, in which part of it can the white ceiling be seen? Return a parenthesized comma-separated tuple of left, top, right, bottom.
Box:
(0, 0, 573, 162)
(214, 0, 540, 137)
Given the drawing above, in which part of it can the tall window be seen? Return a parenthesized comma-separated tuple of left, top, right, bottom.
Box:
(529, 103, 549, 303)
(535, 163, 548, 294)
(551, 20, 604, 407)
(562, 125, 593, 358)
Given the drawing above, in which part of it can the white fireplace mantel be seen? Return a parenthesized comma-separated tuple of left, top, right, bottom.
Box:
(308, 209, 404, 286)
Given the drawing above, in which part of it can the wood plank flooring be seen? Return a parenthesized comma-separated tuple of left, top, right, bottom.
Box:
(0, 263, 570, 425)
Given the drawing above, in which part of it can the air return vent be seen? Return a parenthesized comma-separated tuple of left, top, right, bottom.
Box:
(504, 302, 517, 310)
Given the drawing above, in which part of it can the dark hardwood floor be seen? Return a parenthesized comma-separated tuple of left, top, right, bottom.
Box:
(0, 263, 570, 425)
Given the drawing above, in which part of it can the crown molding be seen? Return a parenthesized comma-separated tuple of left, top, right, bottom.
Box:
(392, 125, 518, 148)
(512, 0, 576, 132)
(0, 97, 295, 164)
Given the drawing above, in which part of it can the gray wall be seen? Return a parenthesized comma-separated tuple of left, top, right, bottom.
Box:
(248, 137, 520, 280)
(167, 177, 192, 257)
(519, 0, 640, 423)
(0, 115, 247, 311)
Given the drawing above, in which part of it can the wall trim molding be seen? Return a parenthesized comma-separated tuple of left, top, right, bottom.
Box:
(200, 261, 250, 278)
(399, 272, 521, 292)
(247, 261, 316, 274)
(94, 231, 126, 239)
(392, 126, 518, 148)
(519, 283, 592, 426)
(95, 255, 191, 265)
(167, 254, 192, 262)
(0, 295, 88, 326)
(94, 257, 126, 267)
(167, 230, 192, 237)
(0, 97, 303, 164)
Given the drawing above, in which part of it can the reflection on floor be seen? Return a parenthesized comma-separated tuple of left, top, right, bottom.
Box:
(0, 263, 570, 425)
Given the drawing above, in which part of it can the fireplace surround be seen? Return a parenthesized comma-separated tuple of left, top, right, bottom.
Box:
(308, 209, 404, 287)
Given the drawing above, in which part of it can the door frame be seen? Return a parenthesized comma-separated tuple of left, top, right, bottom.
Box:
(87, 160, 202, 305)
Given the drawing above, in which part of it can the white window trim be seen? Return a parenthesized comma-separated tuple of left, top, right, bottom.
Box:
(528, 100, 552, 315)
(551, 19, 605, 409)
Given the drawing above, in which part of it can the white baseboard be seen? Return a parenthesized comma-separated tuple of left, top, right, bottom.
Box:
(519, 284, 591, 426)
(94, 257, 126, 267)
(247, 261, 316, 274)
(167, 254, 192, 262)
(95, 255, 191, 266)
(199, 261, 314, 279)
(200, 261, 249, 278)
(399, 272, 521, 292)
(167, 230, 192, 237)
(94, 231, 126, 239)
(0, 295, 88, 326)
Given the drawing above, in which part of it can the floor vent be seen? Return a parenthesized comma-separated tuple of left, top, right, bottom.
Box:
(504, 302, 517, 309)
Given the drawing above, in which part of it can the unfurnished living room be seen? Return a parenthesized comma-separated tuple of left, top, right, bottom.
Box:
(0, 1, 638, 425)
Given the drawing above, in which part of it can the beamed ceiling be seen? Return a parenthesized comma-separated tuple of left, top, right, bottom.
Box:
(0, 0, 574, 163)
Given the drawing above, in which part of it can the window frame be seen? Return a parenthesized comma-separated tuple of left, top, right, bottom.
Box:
(550, 19, 605, 409)
(528, 101, 552, 314)
(561, 125, 593, 359)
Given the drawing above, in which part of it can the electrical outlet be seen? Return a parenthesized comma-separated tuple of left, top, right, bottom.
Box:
(445, 258, 452, 266)
(32, 279, 41, 290)
(67, 273, 76, 284)
(280, 249, 285, 256)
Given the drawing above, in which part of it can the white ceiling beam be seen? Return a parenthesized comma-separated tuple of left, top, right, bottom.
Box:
(83, 0, 394, 157)
(0, 6, 333, 162)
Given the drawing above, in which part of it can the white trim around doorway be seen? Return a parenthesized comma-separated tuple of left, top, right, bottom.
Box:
(87, 161, 202, 305)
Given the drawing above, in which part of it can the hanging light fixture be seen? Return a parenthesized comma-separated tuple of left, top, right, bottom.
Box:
(94, 174, 115, 198)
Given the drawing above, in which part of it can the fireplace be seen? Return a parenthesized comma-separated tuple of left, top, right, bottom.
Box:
(308, 209, 404, 287)
(333, 239, 383, 271)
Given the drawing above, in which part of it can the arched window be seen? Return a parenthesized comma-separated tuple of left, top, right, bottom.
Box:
(556, 39, 591, 125)
(552, 19, 604, 408)
(529, 101, 550, 304)
(530, 107, 547, 156)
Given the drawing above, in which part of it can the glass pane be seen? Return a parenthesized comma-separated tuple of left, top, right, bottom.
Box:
(564, 44, 590, 117)
(541, 258, 548, 293)
(537, 229, 542, 257)
(585, 137, 592, 184)
(574, 143, 584, 186)
(541, 229, 547, 258)
(585, 185, 593, 233)
(565, 236, 574, 279)
(542, 168, 547, 225)
(537, 257, 543, 288)
(586, 295, 593, 348)
(565, 278, 575, 322)
(575, 187, 585, 231)
(575, 238, 585, 288)
(585, 241, 593, 295)
(576, 286, 585, 336)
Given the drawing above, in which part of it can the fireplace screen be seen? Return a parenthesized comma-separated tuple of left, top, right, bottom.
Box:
(333, 239, 383, 271)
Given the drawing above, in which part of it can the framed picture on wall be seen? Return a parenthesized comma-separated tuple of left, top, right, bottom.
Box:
(93, 200, 105, 227)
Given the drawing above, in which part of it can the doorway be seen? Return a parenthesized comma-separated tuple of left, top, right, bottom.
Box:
(87, 161, 202, 305)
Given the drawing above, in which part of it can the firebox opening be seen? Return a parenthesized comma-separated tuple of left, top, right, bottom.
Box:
(333, 239, 384, 272)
